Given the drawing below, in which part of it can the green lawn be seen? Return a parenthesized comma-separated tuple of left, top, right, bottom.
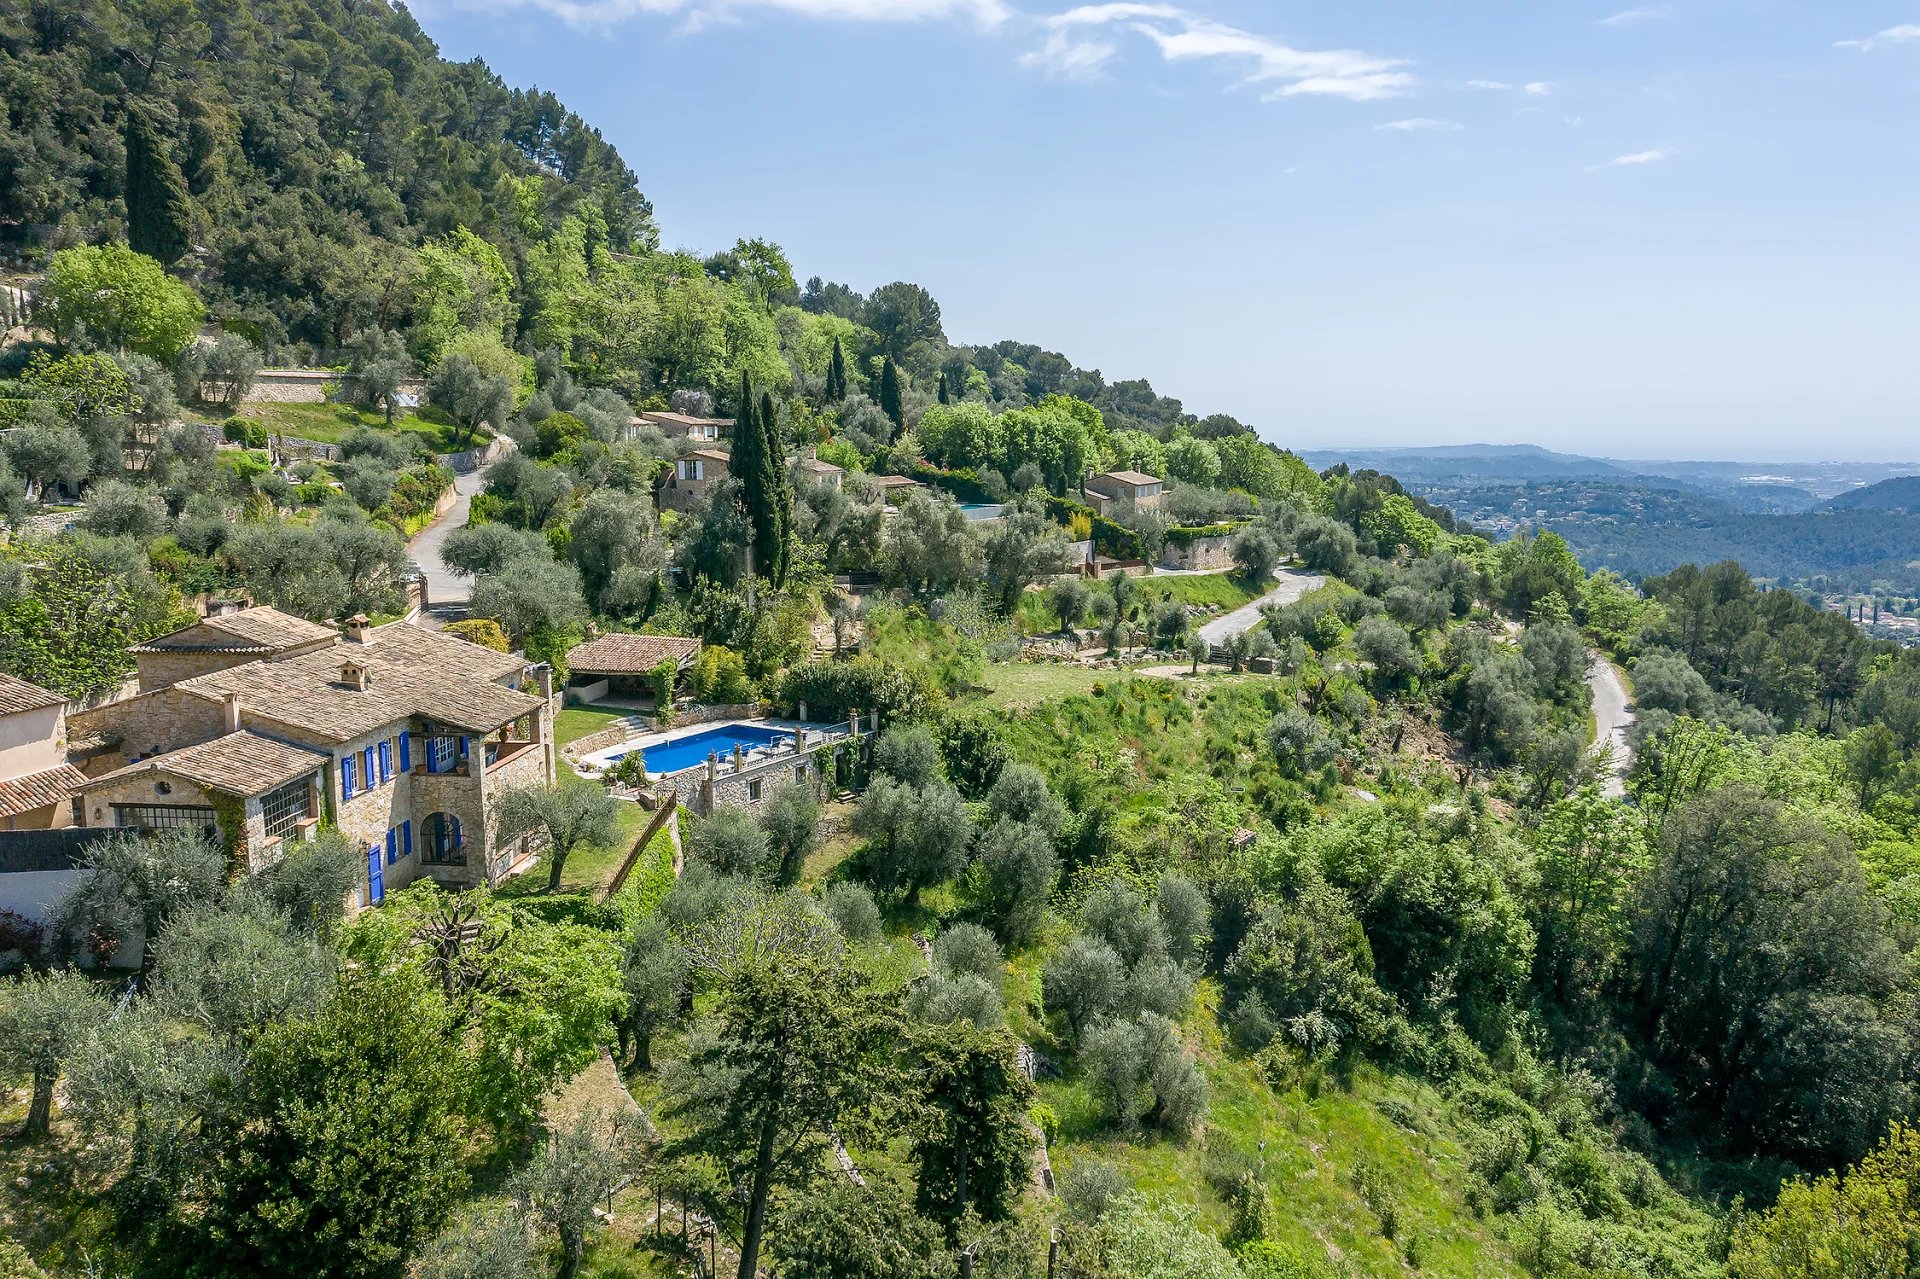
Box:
(555, 705, 638, 750)
(968, 660, 1167, 711)
(200, 401, 472, 455)
(1016, 570, 1264, 633)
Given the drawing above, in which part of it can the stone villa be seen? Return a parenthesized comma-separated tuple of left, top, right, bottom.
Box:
(1083, 469, 1165, 516)
(68, 609, 555, 904)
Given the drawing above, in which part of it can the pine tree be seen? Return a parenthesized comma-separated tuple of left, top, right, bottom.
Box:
(826, 338, 847, 403)
(760, 390, 791, 587)
(124, 107, 193, 265)
(879, 358, 904, 440)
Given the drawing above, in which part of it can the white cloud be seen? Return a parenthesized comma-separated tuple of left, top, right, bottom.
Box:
(439, 0, 1010, 31)
(1524, 80, 1553, 95)
(1044, 4, 1414, 101)
(1588, 147, 1672, 170)
(1376, 117, 1461, 131)
(1836, 24, 1920, 51)
(1598, 5, 1672, 27)
(1020, 29, 1118, 79)
(1466, 78, 1511, 90)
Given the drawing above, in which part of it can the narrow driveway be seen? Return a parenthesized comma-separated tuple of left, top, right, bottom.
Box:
(1588, 654, 1634, 798)
(409, 465, 491, 626)
(1198, 566, 1326, 646)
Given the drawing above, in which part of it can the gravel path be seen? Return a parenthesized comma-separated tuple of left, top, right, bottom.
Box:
(1197, 567, 1326, 646)
(1588, 654, 1634, 798)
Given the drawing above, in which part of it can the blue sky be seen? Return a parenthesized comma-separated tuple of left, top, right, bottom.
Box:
(412, 1, 1920, 462)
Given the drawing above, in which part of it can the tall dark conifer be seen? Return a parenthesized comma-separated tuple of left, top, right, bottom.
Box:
(826, 338, 847, 402)
(879, 358, 904, 440)
(733, 371, 765, 576)
(124, 107, 193, 265)
(759, 390, 791, 586)
(937, 371, 951, 405)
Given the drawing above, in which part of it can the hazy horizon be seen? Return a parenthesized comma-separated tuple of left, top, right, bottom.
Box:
(415, 1, 1920, 462)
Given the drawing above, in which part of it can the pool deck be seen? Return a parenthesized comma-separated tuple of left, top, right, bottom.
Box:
(574, 717, 854, 779)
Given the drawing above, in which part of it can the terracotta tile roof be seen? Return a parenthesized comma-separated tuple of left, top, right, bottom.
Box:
(870, 474, 922, 489)
(801, 458, 844, 474)
(1088, 470, 1163, 490)
(132, 606, 336, 655)
(176, 623, 540, 743)
(81, 731, 328, 798)
(643, 412, 735, 429)
(0, 763, 86, 819)
(0, 672, 63, 716)
(566, 634, 701, 676)
(688, 448, 731, 464)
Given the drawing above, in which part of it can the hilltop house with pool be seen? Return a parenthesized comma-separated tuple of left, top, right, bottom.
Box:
(67, 609, 555, 904)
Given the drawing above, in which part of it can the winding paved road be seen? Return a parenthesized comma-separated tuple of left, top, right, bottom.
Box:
(1588, 654, 1633, 798)
(408, 465, 492, 626)
(1198, 566, 1326, 646)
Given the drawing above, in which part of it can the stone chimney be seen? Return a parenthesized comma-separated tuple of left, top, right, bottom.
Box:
(223, 692, 242, 733)
(531, 662, 554, 703)
(343, 613, 371, 644)
(340, 658, 372, 692)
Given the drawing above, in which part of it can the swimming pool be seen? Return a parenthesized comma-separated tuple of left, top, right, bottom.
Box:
(617, 723, 791, 776)
(959, 502, 1005, 521)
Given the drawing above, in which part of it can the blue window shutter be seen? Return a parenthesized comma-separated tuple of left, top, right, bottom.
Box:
(452, 815, 463, 848)
(398, 732, 411, 772)
(363, 746, 376, 786)
(378, 740, 391, 782)
(367, 846, 384, 904)
(402, 819, 413, 856)
(342, 756, 356, 800)
(386, 828, 398, 865)
(458, 736, 469, 761)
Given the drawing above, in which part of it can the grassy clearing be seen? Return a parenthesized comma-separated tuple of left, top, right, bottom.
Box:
(968, 660, 1165, 710)
(201, 401, 471, 454)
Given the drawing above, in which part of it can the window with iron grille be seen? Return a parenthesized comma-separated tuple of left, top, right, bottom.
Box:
(114, 803, 217, 833)
(261, 777, 314, 841)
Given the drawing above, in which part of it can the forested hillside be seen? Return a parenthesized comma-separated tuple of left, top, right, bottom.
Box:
(1, 0, 650, 349)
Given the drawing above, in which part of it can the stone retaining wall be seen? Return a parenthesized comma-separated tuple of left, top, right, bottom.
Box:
(236, 369, 427, 405)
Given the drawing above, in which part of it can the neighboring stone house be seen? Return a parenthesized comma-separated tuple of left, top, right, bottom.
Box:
(660, 448, 730, 511)
(70, 611, 556, 902)
(796, 456, 844, 492)
(1083, 470, 1165, 516)
(564, 633, 702, 704)
(632, 411, 732, 444)
(0, 673, 85, 832)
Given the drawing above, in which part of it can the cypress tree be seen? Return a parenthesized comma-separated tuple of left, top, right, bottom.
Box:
(826, 338, 847, 403)
(937, 371, 951, 405)
(124, 107, 193, 265)
(879, 358, 904, 440)
(759, 390, 791, 587)
(733, 371, 764, 576)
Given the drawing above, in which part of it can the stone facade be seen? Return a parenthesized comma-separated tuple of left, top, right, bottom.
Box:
(74, 766, 321, 876)
(1157, 534, 1237, 572)
(233, 369, 428, 405)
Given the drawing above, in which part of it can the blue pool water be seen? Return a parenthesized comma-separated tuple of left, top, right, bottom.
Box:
(959, 502, 1005, 521)
(624, 723, 790, 775)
